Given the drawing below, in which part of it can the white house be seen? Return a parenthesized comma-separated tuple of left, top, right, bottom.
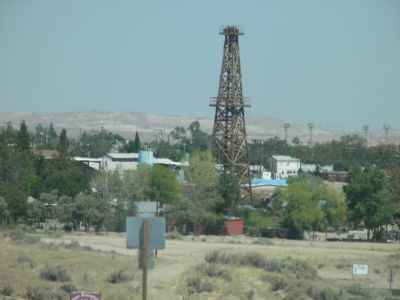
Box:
(102, 153, 139, 174)
(269, 155, 301, 179)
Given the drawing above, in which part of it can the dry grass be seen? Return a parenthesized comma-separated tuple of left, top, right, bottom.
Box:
(1, 231, 400, 299)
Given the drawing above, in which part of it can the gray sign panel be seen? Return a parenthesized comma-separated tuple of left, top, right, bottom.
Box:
(126, 217, 166, 250)
(137, 249, 154, 269)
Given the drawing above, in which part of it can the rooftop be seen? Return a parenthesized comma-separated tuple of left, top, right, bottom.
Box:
(271, 155, 300, 162)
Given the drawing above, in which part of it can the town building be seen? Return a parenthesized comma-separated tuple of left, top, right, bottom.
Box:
(269, 155, 300, 179)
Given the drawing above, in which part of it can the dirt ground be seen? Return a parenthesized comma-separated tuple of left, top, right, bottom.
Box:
(41, 233, 400, 299)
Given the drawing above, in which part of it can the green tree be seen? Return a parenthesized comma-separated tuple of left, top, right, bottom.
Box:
(47, 122, 58, 142)
(123, 131, 141, 153)
(147, 165, 182, 206)
(17, 120, 31, 153)
(58, 129, 69, 158)
(217, 172, 240, 215)
(181, 150, 222, 234)
(0, 196, 9, 224)
(187, 121, 209, 151)
(281, 174, 346, 239)
(346, 165, 398, 240)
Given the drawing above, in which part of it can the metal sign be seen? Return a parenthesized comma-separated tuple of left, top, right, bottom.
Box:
(70, 292, 101, 300)
(126, 217, 166, 250)
(138, 249, 154, 269)
(352, 264, 368, 276)
(135, 201, 158, 217)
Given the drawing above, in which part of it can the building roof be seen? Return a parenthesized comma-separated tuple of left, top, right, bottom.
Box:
(271, 155, 300, 162)
(74, 157, 102, 163)
(106, 153, 139, 159)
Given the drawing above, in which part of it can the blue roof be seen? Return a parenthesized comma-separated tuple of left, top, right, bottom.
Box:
(251, 178, 288, 187)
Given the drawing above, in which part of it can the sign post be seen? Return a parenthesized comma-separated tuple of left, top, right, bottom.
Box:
(126, 217, 166, 300)
(388, 270, 394, 290)
(142, 220, 149, 300)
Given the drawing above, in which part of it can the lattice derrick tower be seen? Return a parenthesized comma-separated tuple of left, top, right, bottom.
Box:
(210, 26, 252, 195)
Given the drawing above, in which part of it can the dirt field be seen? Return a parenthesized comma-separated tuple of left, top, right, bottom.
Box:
(1, 231, 400, 299)
(43, 233, 400, 298)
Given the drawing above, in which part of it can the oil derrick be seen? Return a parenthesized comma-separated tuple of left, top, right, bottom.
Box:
(210, 26, 252, 198)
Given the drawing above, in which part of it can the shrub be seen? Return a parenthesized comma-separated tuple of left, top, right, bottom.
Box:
(252, 238, 273, 245)
(198, 281, 214, 293)
(346, 283, 371, 298)
(16, 255, 33, 264)
(240, 252, 268, 269)
(245, 289, 255, 300)
(306, 285, 341, 300)
(1, 285, 13, 296)
(107, 268, 133, 284)
(187, 276, 201, 292)
(284, 259, 318, 280)
(197, 263, 232, 281)
(26, 286, 51, 300)
(264, 275, 288, 291)
(60, 283, 77, 294)
(166, 231, 183, 240)
(40, 265, 71, 282)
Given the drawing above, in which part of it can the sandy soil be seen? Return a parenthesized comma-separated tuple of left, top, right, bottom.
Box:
(41, 233, 400, 299)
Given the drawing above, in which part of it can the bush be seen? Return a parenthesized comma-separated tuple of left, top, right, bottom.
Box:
(346, 283, 371, 298)
(166, 231, 183, 240)
(240, 252, 269, 269)
(107, 268, 133, 284)
(252, 238, 273, 245)
(306, 285, 342, 300)
(264, 275, 288, 291)
(1, 285, 13, 296)
(60, 283, 77, 294)
(26, 286, 51, 300)
(16, 255, 33, 264)
(186, 276, 214, 294)
(40, 265, 71, 282)
(197, 263, 232, 281)
(284, 259, 318, 280)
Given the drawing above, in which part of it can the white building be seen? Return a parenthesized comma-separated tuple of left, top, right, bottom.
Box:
(269, 155, 301, 179)
(102, 153, 139, 174)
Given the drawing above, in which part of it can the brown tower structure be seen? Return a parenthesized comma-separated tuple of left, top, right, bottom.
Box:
(210, 26, 252, 197)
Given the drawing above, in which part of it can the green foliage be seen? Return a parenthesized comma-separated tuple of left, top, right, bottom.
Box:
(280, 174, 346, 235)
(40, 265, 71, 282)
(217, 172, 240, 215)
(148, 165, 182, 205)
(107, 268, 134, 284)
(248, 211, 273, 235)
(17, 120, 31, 153)
(57, 128, 69, 158)
(123, 131, 141, 153)
(346, 165, 398, 238)
(71, 128, 123, 157)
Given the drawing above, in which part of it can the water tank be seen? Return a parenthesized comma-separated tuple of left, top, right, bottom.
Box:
(138, 150, 154, 166)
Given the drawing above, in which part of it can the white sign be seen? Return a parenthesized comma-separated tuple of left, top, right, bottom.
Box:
(353, 264, 368, 276)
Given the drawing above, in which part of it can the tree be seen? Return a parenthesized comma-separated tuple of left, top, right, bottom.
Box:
(216, 172, 240, 215)
(0, 196, 9, 224)
(47, 123, 58, 142)
(58, 129, 69, 158)
(147, 165, 182, 206)
(180, 150, 222, 234)
(346, 165, 398, 240)
(281, 174, 346, 239)
(17, 120, 30, 153)
(123, 131, 141, 153)
(187, 121, 209, 151)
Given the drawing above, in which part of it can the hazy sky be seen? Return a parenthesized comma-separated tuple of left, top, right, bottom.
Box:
(1, 0, 399, 129)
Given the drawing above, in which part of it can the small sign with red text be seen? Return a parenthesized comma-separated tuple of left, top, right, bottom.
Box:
(70, 292, 101, 300)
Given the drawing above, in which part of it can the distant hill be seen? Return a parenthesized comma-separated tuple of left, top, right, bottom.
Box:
(0, 111, 398, 145)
